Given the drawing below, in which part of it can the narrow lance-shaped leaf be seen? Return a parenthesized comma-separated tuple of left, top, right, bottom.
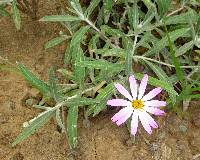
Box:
(56, 108, 65, 132)
(196, 15, 200, 36)
(144, 60, 176, 104)
(134, 73, 178, 97)
(103, 0, 112, 23)
(70, 26, 90, 62)
(17, 63, 50, 95)
(100, 25, 124, 38)
(94, 48, 124, 57)
(164, 22, 186, 88)
(85, 0, 101, 18)
(0, 5, 10, 17)
(64, 97, 99, 107)
(145, 28, 190, 56)
(44, 36, 70, 49)
(48, 67, 64, 102)
(175, 41, 193, 57)
(142, 6, 155, 27)
(73, 47, 85, 90)
(12, 0, 21, 30)
(70, 0, 84, 19)
(128, 3, 139, 31)
(165, 10, 197, 25)
(123, 37, 133, 76)
(76, 59, 123, 71)
(156, 0, 171, 19)
(67, 106, 78, 149)
(40, 15, 80, 22)
(12, 109, 55, 146)
(86, 83, 114, 116)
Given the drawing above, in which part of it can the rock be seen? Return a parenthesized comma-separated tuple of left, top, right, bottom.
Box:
(179, 124, 187, 133)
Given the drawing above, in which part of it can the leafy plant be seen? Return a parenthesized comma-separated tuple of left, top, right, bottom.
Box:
(13, 0, 200, 150)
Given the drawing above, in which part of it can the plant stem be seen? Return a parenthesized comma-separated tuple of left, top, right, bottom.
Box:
(133, 55, 200, 69)
(167, 5, 185, 17)
(84, 18, 118, 48)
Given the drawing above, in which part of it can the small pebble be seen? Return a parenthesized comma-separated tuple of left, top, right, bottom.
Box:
(179, 124, 187, 133)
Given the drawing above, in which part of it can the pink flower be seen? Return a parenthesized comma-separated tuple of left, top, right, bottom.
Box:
(107, 74, 166, 135)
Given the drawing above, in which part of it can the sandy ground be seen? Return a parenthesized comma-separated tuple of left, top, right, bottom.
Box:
(0, 1, 200, 160)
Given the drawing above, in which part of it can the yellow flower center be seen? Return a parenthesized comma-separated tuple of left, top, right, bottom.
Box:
(132, 100, 144, 109)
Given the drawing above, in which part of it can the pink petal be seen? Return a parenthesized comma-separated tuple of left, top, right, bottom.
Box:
(138, 74, 148, 100)
(129, 75, 138, 100)
(111, 106, 133, 125)
(144, 106, 165, 116)
(142, 87, 162, 101)
(139, 112, 152, 134)
(144, 100, 166, 107)
(107, 99, 131, 107)
(131, 111, 139, 135)
(114, 83, 133, 101)
(116, 111, 132, 126)
(142, 111, 158, 129)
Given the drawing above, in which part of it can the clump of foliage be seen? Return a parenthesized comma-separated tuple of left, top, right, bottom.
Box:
(12, 0, 200, 150)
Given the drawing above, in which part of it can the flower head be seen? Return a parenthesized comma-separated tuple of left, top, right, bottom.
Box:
(107, 74, 166, 135)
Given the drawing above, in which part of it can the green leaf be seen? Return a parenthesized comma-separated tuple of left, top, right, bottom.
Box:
(142, 6, 155, 27)
(165, 10, 197, 25)
(64, 42, 72, 65)
(12, 0, 21, 30)
(196, 15, 200, 36)
(164, 23, 186, 88)
(175, 41, 193, 57)
(64, 97, 99, 107)
(56, 108, 65, 131)
(65, 26, 89, 65)
(145, 28, 190, 56)
(12, 109, 55, 146)
(86, 83, 114, 116)
(128, 3, 139, 31)
(136, 32, 156, 49)
(44, 36, 69, 49)
(100, 25, 124, 38)
(67, 105, 78, 149)
(103, 0, 112, 23)
(94, 48, 124, 57)
(40, 15, 80, 22)
(17, 63, 50, 95)
(70, 0, 84, 18)
(73, 47, 85, 90)
(70, 26, 90, 47)
(156, 0, 171, 19)
(188, 94, 200, 99)
(0, 5, 10, 17)
(88, 34, 100, 51)
(123, 37, 133, 76)
(70, 26, 90, 62)
(85, 0, 101, 18)
(48, 67, 64, 102)
(76, 59, 123, 71)
(144, 60, 176, 104)
(142, 0, 155, 9)
(134, 73, 178, 97)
